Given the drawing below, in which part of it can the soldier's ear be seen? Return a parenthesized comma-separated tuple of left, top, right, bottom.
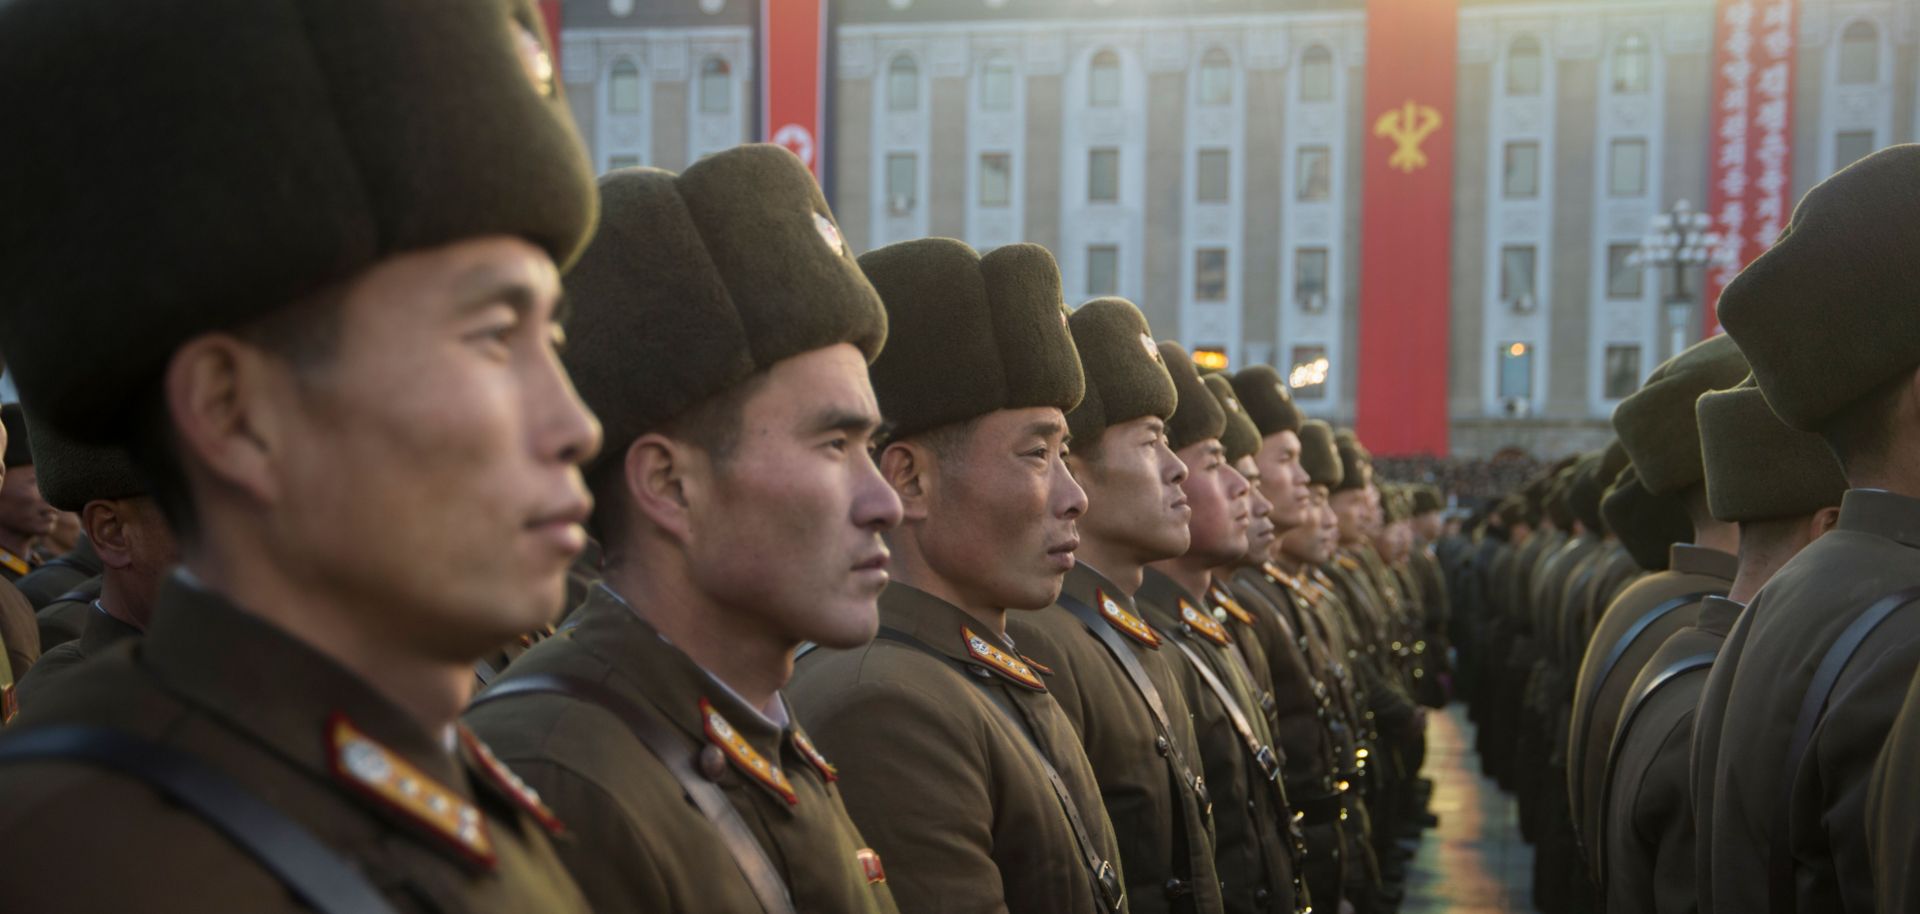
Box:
(878, 441, 931, 523)
(622, 432, 695, 544)
(162, 333, 288, 509)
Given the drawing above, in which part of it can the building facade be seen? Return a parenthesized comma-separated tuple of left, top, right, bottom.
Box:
(559, 0, 1920, 457)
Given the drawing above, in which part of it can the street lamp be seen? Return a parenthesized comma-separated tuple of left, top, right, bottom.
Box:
(1627, 199, 1720, 362)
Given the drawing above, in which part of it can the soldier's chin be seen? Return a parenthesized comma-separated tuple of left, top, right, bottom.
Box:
(807, 601, 884, 650)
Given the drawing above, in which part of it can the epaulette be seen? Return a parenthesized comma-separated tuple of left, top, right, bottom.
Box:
(329, 714, 495, 868)
(963, 626, 1046, 691)
(702, 699, 797, 804)
(1209, 585, 1256, 627)
(1178, 599, 1233, 648)
(1095, 589, 1161, 648)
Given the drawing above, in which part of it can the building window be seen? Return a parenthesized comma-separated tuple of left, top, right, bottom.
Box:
(1295, 248, 1329, 311)
(1300, 45, 1334, 102)
(1088, 148, 1120, 203)
(888, 55, 920, 112)
(886, 153, 917, 215)
(1604, 344, 1642, 400)
(1198, 48, 1233, 106)
(699, 57, 731, 114)
(1089, 50, 1122, 107)
(1609, 139, 1648, 197)
(1087, 245, 1119, 296)
(1194, 249, 1228, 301)
(981, 56, 1015, 111)
(1839, 20, 1880, 85)
(1612, 33, 1649, 94)
(1606, 244, 1643, 299)
(1503, 141, 1540, 198)
(1296, 146, 1331, 201)
(1196, 149, 1230, 203)
(609, 57, 641, 114)
(1500, 245, 1537, 309)
(1289, 345, 1330, 400)
(607, 154, 641, 171)
(1498, 342, 1535, 401)
(1507, 35, 1543, 96)
(1836, 130, 1876, 169)
(978, 153, 1011, 207)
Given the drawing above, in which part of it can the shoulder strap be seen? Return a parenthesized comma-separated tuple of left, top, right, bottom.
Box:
(471, 675, 798, 914)
(0, 726, 401, 914)
(1055, 594, 1208, 807)
(1593, 648, 1718, 884)
(871, 627, 1125, 912)
(1164, 636, 1281, 788)
(1569, 590, 1715, 816)
(1768, 584, 1920, 914)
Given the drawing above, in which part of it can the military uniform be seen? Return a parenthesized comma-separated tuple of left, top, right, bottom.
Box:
(14, 536, 100, 611)
(14, 601, 139, 711)
(1867, 667, 1920, 912)
(0, 576, 36, 696)
(32, 576, 102, 651)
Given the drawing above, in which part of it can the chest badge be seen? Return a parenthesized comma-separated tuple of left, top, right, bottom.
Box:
(702, 699, 797, 805)
(1097, 589, 1162, 648)
(963, 626, 1047, 691)
(1179, 599, 1233, 647)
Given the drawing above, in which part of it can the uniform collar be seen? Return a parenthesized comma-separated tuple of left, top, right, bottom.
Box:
(1837, 488, 1920, 551)
(879, 583, 1047, 690)
(1062, 561, 1162, 648)
(79, 602, 141, 655)
(1667, 543, 1739, 581)
(1135, 568, 1232, 647)
(1694, 594, 1746, 638)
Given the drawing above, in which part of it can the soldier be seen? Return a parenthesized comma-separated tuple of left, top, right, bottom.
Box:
(0, 0, 601, 909)
(14, 531, 101, 612)
(1694, 145, 1920, 913)
(1136, 342, 1301, 914)
(1568, 334, 1747, 874)
(13, 414, 176, 707)
(0, 413, 37, 689)
(1008, 298, 1226, 914)
(1600, 380, 1844, 914)
(0, 404, 53, 583)
(786, 237, 1127, 914)
(464, 148, 903, 914)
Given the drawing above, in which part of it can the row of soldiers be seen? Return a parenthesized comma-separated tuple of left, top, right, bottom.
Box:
(0, 1, 1460, 911)
(1450, 144, 1920, 912)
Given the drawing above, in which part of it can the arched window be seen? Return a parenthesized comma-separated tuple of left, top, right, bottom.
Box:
(1300, 45, 1333, 102)
(1611, 33, 1649, 94)
(1839, 20, 1880, 84)
(1198, 48, 1233, 106)
(1089, 50, 1121, 108)
(1506, 35, 1543, 96)
(609, 57, 641, 114)
(887, 55, 919, 112)
(980, 55, 1015, 112)
(699, 57, 731, 114)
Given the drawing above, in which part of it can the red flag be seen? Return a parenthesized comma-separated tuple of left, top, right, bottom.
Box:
(1702, 0, 1797, 334)
(536, 0, 562, 73)
(1355, 0, 1457, 456)
(762, 0, 829, 179)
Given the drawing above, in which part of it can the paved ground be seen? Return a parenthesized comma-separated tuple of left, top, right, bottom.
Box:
(1400, 705, 1537, 913)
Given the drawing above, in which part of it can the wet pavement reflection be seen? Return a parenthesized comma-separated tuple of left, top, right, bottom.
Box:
(1401, 705, 1537, 913)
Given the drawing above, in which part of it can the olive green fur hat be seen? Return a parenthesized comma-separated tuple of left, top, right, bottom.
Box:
(24, 406, 145, 512)
(1158, 341, 1226, 453)
(1065, 298, 1177, 449)
(1298, 420, 1343, 489)
(1410, 485, 1444, 516)
(1381, 486, 1411, 524)
(1545, 466, 1578, 531)
(1229, 365, 1304, 437)
(1697, 378, 1847, 523)
(1496, 495, 1528, 531)
(564, 145, 885, 476)
(1611, 334, 1750, 497)
(2, 404, 30, 469)
(1568, 445, 1626, 535)
(1602, 465, 1692, 572)
(1718, 145, 1920, 431)
(861, 239, 1082, 444)
(0, 0, 595, 443)
(1331, 430, 1372, 494)
(1204, 374, 1262, 464)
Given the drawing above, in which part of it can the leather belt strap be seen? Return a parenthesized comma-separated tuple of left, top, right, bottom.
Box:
(1593, 648, 1718, 883)
(873, 627, 1126, 912)
(1768, 585, 1920, 914)
(0, 726, 401, 914)
(1057, 594, 1208, 807)
(472, 675, 798, 914)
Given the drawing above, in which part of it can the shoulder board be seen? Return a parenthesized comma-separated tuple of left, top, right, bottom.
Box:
(790, 727, 839, 782)
(701, 699, 797, 805)
(0, 550, 27, 578)
(458, 725, 564, 835)
(963, 626, 1046, 691)
(1178, 599, 1233, 647)
(1020, 654, 1055, 676)
(1335, 555, 1361, 572)
(1096, 589, 1161, 648)
(1209, 586, 1256, 626)
(328, 714, 496, 869)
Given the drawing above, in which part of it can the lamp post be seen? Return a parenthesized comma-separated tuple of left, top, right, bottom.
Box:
(1628, 199, 1720, 362)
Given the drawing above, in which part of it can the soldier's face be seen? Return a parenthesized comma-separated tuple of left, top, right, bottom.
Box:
(1414, 511, 1443, 541)
(0, 464, 56, 540)
(683, 344, 901, 650)
(1255, 431, 1313, 531)
(1175, 438, 1250, 568)
(1329, 488, 1371, 546)
(1236, 456, 1278, 566)
(264, 237, 601, 660)
(912, 407, 1085, 612)
(1314, 492, 1341, 560)
(1278, 485, 1333, 565)
(1069, 416, 1191, 565)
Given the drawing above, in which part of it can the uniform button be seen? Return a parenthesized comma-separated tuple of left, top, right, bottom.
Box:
(1254, 888, 1271, 904)
(1155, 736, 1171, 756)
(1163, 878, 1190, 899)
(698, 745, 728, 781)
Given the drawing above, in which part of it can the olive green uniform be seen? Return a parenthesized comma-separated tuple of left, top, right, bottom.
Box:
(0, 578, 588, 912)
(14, 537, 99, 611)
(34, 576, 102, 651)
(791, 583, 1127, 914)
(14, 602, 139, 710)
(466, 585, 898, 914)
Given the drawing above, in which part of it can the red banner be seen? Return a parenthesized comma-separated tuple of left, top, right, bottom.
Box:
(762, 0, 829, 179)
(1354, 0, 1457, 457)
(537, 0, 562, 73)
(1703, 0, 1797, 333)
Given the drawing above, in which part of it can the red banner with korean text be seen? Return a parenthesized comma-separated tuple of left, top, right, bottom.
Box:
(1354, 0, 1457, 457)
(1703, 0, 1797, 334)
(762, 0, 829, 180)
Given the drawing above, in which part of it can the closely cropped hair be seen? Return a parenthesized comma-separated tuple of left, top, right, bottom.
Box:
(1820, 369, 1911, 477)
(586, 370, 770, 547)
